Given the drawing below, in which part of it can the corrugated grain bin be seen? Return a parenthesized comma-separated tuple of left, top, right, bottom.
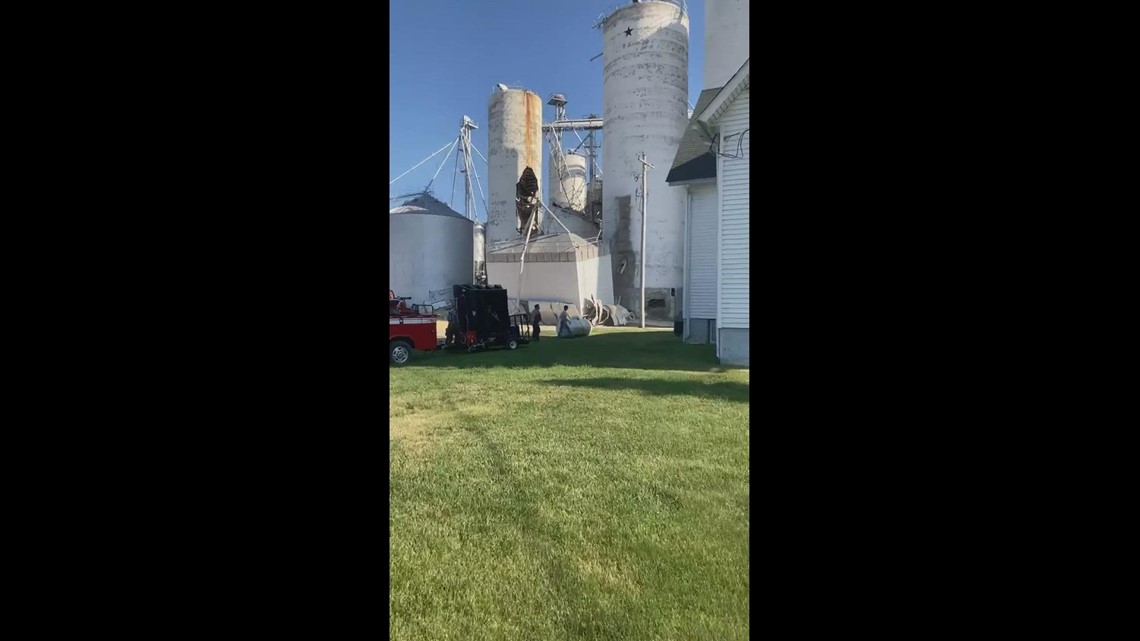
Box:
(389, 194, 474, 305)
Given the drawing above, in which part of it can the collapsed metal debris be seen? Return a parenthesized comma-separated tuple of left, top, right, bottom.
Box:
(515, 166, 540, 236)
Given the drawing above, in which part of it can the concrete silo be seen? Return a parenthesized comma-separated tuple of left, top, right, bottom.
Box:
(486, 86, 543, 249)
(704, 0, 750, 90)
(599, 0, 689, 321)
(389, 194, 475, 305)
(549, 151, 588, 211)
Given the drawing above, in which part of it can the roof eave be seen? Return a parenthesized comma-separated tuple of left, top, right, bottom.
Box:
(666, 176, 717, 187)
(696, 58, 750, 126)
(665, 152, 717, 185)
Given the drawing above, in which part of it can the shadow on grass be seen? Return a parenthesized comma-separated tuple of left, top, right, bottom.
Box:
(403, 330, 739, 373)
(542, 377, 751, 404)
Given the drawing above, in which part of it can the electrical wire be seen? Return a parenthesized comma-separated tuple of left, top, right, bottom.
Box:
(705, 128, 747, 160)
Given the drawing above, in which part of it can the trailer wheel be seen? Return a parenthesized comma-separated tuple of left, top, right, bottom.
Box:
(507, 338, 519, 350)
(390, 340, 412, 365)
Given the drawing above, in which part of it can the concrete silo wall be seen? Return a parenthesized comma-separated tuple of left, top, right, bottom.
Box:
(601, 1, 689, 320)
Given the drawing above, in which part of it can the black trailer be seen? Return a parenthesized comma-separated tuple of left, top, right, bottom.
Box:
(450, 284, 530, 353)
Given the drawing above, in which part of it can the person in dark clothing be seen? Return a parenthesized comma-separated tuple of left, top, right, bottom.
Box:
(445, 305, 458, 346)
(531, 304, 542, 342)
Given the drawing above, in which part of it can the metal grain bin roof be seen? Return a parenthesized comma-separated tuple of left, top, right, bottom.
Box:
(389, 194, 469, 221)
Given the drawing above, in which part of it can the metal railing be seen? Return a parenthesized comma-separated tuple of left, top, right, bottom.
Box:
(594, 0, 687, 29)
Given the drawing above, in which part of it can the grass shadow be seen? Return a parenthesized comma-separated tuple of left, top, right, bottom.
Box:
(402, 329, 742, 373)
(542, 377, 751, 404)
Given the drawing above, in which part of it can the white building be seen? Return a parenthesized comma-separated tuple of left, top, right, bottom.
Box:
(666, 0, 749, 366)
(485, 232, 614, 316)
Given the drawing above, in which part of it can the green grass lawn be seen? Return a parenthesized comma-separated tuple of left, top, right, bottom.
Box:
(390, 327, 749, 641)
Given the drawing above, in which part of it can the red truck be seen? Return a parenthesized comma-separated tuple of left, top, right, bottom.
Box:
(389, 290, 442, 365)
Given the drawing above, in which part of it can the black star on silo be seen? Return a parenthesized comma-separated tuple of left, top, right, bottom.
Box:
(624, 27, 633, 36)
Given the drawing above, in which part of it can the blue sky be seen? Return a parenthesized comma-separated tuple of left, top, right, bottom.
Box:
(389, 0, 705, 221)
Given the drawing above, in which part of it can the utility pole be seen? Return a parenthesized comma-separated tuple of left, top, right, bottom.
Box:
(638, 153, 654, 329)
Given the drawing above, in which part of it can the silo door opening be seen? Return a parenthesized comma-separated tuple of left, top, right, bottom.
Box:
(646, 298, 667, 321)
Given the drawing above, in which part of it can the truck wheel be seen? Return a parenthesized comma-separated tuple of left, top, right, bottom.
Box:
(390, 340, 412, 365)
(507, 338, 519, 350)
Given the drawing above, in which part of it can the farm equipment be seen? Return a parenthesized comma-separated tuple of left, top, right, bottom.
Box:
(450, 284, 530, 353)
(389, 290, 442, 365)
(389, 285, 531, 365)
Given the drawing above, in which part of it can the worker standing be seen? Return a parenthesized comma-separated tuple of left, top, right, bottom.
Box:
(531, 303, 543, 342)
(445, 305, 458, 346)
(558, 305, 571, 337)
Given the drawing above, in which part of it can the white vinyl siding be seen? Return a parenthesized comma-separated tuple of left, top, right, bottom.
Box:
(687, 184, 718, 318)
(717, 87, 749, 329)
